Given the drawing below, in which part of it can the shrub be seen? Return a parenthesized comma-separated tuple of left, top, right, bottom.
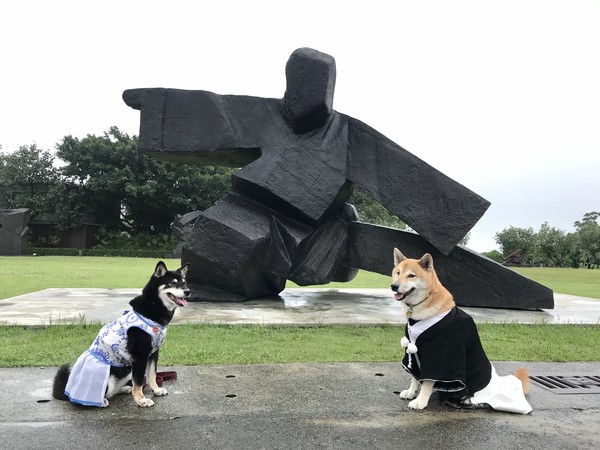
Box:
(93, 228, 176, 252)
(28, 247, 80, 256)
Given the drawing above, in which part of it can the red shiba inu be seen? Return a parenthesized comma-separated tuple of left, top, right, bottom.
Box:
(391, 248, 531, 413)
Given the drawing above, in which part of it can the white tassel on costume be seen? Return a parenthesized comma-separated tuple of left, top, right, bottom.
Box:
(400, 337, 418, 369)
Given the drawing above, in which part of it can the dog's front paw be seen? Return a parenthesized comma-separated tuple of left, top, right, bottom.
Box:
(102, 398, 110, 407)
(408, 398, 428, 410)
(153, 387, 168, 397)
(400, 389, 417, 400)
(136, 397, 155, 407)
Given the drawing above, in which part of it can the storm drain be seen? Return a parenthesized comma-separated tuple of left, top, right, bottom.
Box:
(529, 374, 600, 394)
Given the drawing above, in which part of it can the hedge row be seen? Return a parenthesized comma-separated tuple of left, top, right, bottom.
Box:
(28, 247, 175, 258)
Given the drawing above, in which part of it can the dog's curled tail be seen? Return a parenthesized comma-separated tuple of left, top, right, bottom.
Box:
(52, 363, 71, 400)
(515, 367, 530, 396)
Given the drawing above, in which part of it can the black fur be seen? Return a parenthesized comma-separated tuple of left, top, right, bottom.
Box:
(52, 364, 71, 400)
(52, 261, 190, 404)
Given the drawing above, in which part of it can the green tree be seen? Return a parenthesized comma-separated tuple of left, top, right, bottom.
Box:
(350, 187, 406, 229)
(0, 144, 60, 216)
(494, 226, 536, 259)
(574, 212, 600, 268)
(482, 249, 503, 263)
(56, 127, 233, 233)
(533, 222, 574, 267)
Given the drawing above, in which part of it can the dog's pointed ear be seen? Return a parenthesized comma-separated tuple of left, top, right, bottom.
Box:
(179, 263, 190, 278)
(154, 261, 168, 277)
(393, 248, 406, 266)
(419, 254, 434, 271)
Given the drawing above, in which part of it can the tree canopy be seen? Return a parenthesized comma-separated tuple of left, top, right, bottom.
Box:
(494, 214, 599, 268)
(574, 212, 600, 268)
(0, 143, 60, 216)
(1, 127, 234, 233)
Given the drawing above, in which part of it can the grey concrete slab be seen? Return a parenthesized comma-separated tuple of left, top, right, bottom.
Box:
(3, 362, 600, 449)
(1, 288, 599, 326)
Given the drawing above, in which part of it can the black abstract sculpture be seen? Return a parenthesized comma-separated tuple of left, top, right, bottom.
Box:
(124, 48, 553, 310)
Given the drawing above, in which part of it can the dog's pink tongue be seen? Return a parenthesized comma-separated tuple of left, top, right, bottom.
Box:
(178, 298, 188, 307)
(394, 292, 405, 301)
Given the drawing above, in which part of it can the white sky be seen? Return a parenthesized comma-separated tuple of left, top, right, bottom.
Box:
(1, 0, 599, 253)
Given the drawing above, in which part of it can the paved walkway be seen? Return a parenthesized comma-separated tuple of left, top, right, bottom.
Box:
(3, 362, 600, 449)
(1, 288, 599, 325)
(2, 289, 600, 449)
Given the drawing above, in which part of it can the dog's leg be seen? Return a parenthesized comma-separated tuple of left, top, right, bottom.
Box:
(131, 365, 154, 408)
(131, 385, 153, 407)
(128, 329, 154, 407)
(400, 377, 420, 400)
(106, 367, 132, 398)
(408, 380, 434, 410)
(131, 353, 154, 407)
(146, 351, 168, 397)
(116, 373, 132, 395)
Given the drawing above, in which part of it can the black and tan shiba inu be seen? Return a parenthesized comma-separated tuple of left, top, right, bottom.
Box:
(52, 261, 190, 408)
(391, 248, 531, 414)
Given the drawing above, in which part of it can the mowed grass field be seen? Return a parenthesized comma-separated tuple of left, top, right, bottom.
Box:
(1, 256, 599, 300)
(0, 256, 182, 300)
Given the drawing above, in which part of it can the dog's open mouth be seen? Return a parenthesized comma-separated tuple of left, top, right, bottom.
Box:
(394, 288, 415, 302)
(168, 293, 188, 307)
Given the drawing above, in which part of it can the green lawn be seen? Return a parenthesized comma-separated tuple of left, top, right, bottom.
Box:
(2, 255, 599, 300)
(512, 267, 600, 299)
(0, 256, 181, 299)
(1, 323, 599, 367)
(1, 256, 599, 367)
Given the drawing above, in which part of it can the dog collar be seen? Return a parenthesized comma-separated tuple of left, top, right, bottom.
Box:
(405, 291, 434, 317)
(406, 299, 425, 317)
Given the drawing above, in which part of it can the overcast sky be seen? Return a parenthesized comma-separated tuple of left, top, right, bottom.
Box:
(1, 0, 598, 253)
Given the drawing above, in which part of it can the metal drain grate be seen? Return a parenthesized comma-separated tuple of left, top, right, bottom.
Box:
(529, 374, 600, 394)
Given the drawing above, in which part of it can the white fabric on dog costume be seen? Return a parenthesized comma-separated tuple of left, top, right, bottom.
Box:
(64, 352, 111, 406)
(470, 366, 532, 414)
(65, 310, 166, 407)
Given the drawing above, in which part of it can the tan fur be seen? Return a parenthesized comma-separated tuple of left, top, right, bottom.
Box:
(515, 367, 530, 396)
(391, 248, 455, 320)
(132, 384, 154, 407)
(128, 361, 168, 407)
(146, 359, 168, 397)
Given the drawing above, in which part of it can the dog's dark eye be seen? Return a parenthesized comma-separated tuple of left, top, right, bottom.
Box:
(407, 273, 415, 278)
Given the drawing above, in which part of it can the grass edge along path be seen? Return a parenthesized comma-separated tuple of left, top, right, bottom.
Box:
(1, 323, 599, 367)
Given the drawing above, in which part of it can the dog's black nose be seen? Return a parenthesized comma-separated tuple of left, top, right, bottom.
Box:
(183, 289, 191, 298)
(391, 284, 398, 292)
